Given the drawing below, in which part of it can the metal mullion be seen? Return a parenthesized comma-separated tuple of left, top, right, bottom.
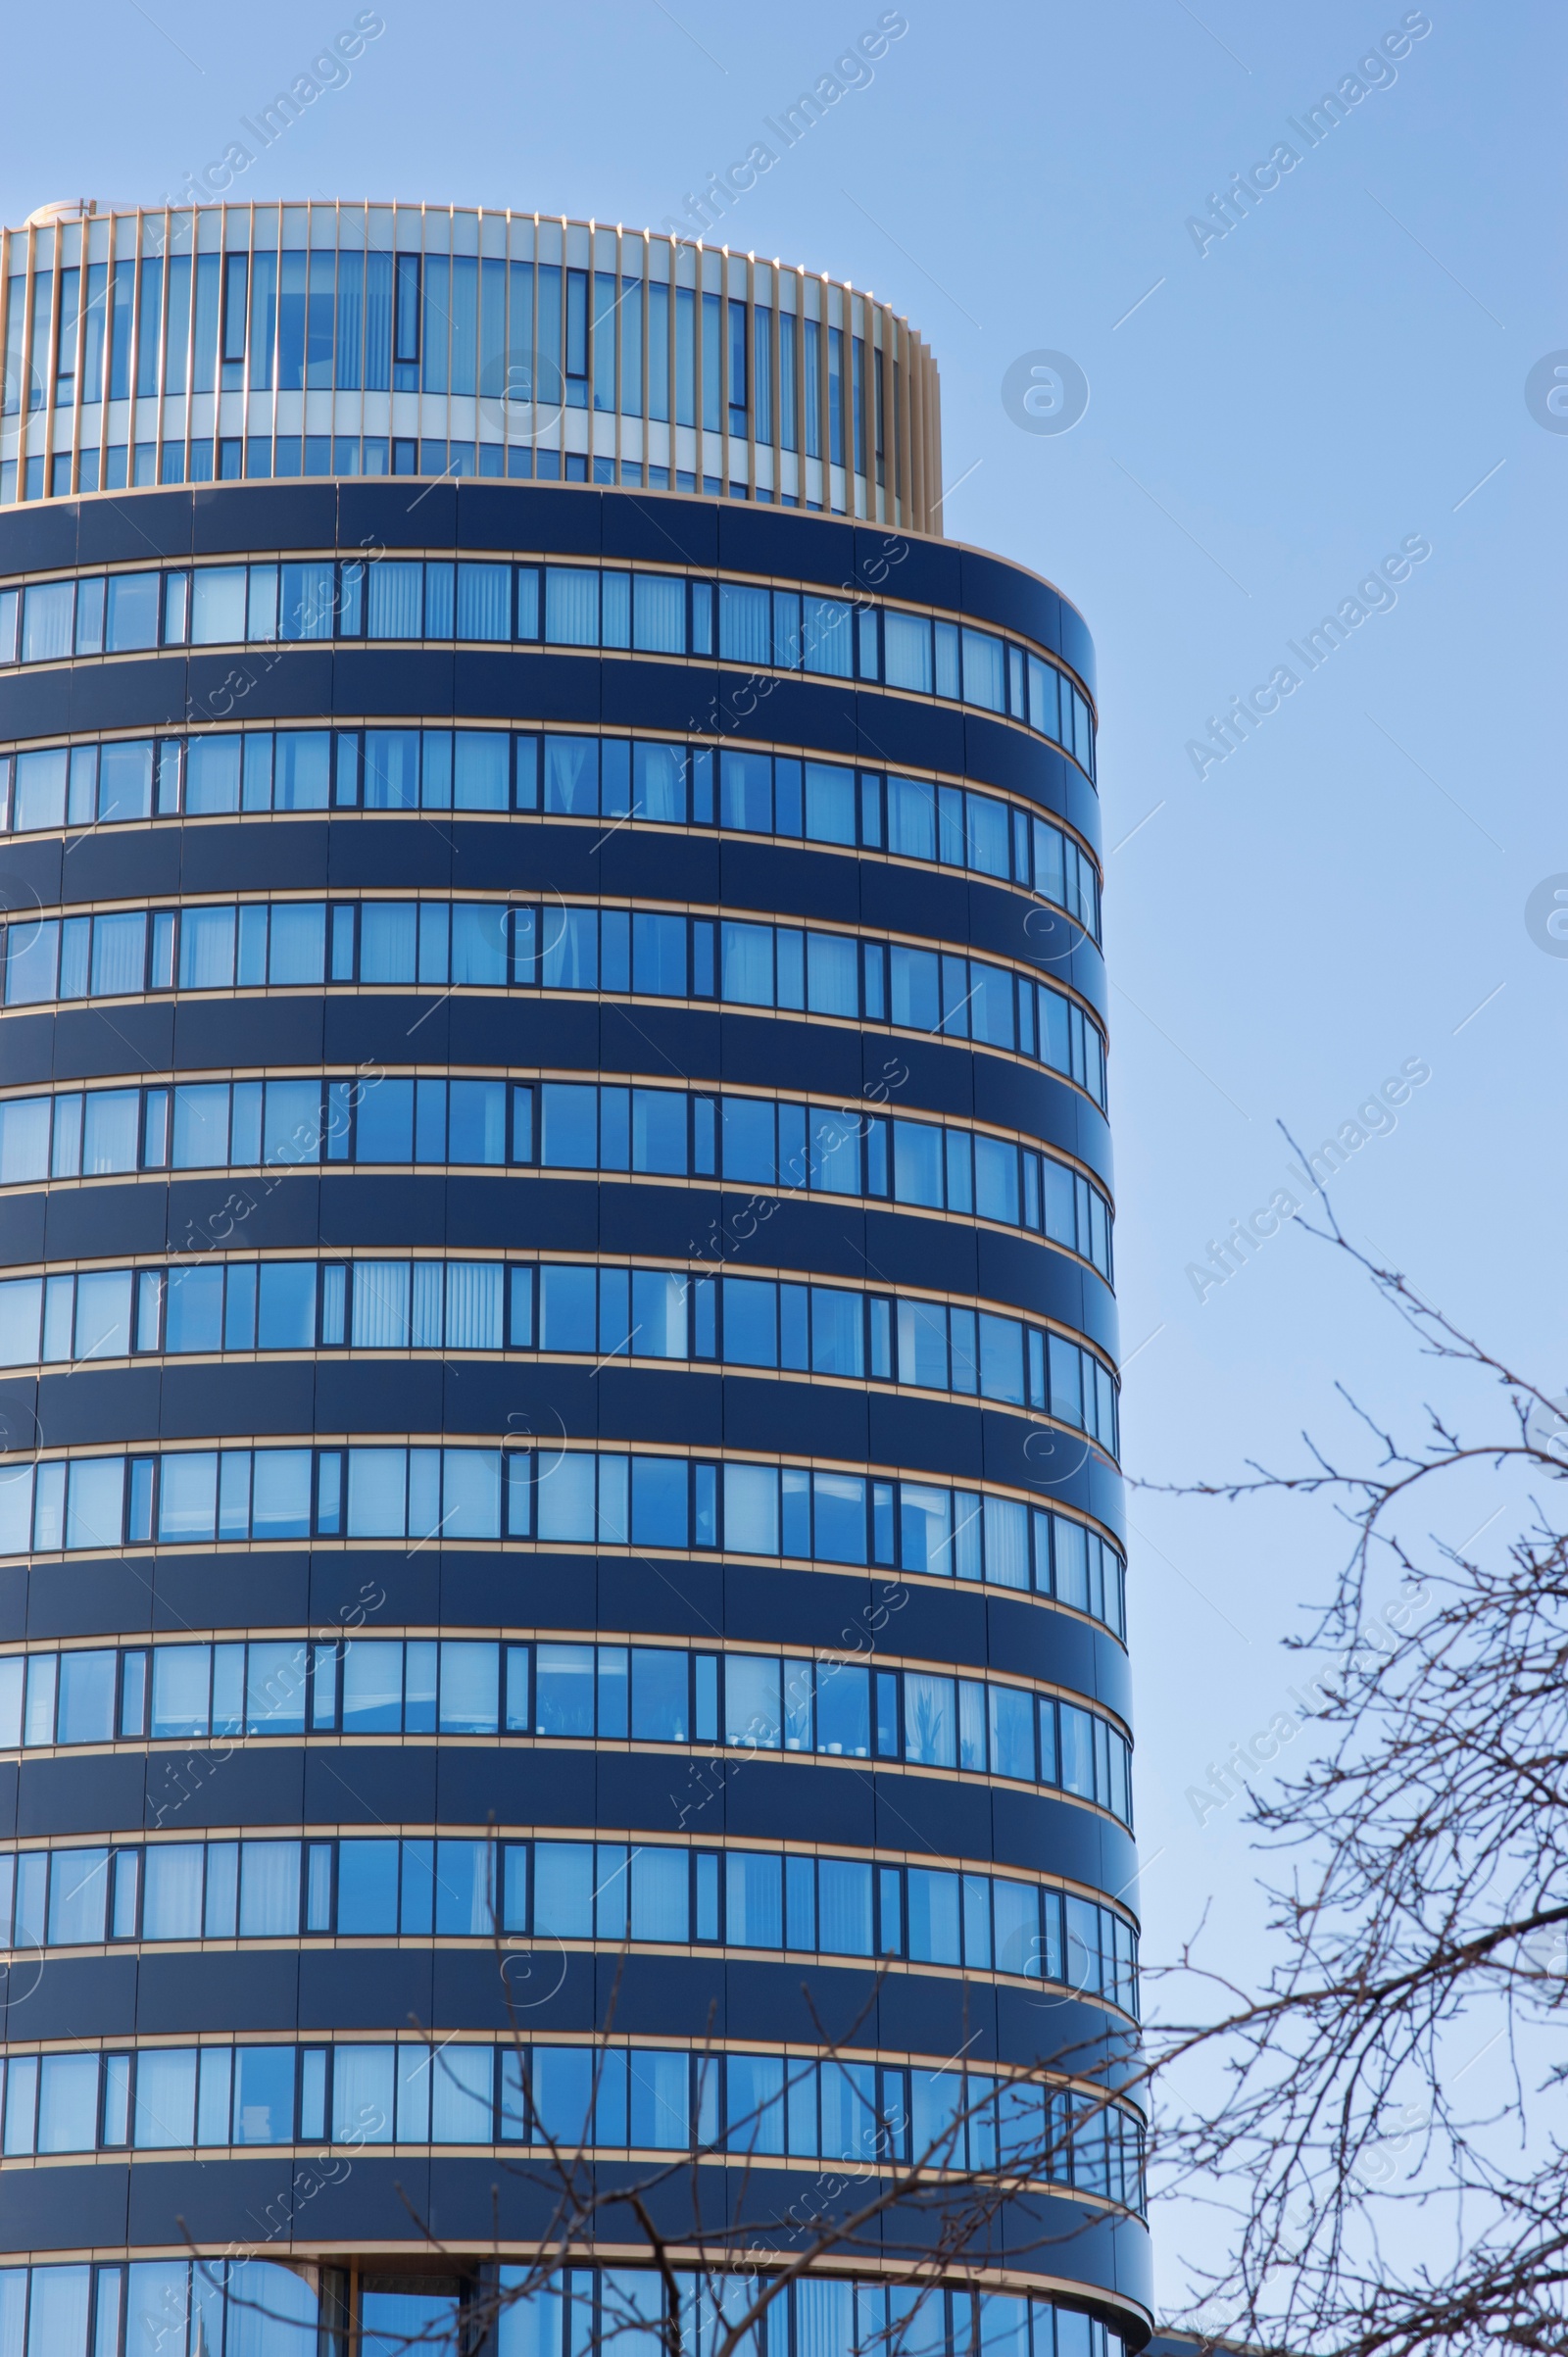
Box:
(911, 328, 925, 525)
(176, 210, 197, 474)
(33, 229, 56, 487)
(693, 245, 707, 483)
(257, 200, 283, 462)
(38, 234, 61, 496)
(585, 219, 600, 466)
(906, 322, 919, 523)
(664, 235, 678, 462)
(154, 206, 172, 461)
(869, 305, 885, 523)
(910, 330, 930, 531)
(816, 279, 830, 506)
(612, 227, 624, 481)
(20, 225, 39, 489)
(767, 263, 782, 506)
(884, 316, 899, 524)
(61, 229, 87, 496)
(529, 213, 542, 472)
(235, 202, 252, 467)
(892, 311, 905, 524)
(744, 258, 757, 498)
(554, 212, 569, 472)
(852, 291, 865, 515)
(790, 269, 806, 497)
(0, 228, 12, 490)
(714, 256, 727, 487)
(859, 297, 873, 515)
(637, 233, 650, 483)
(84, 221, 110, 496)
(876, 306, 893, 524)
(322, 208, 342, 457)
(893, 321, 909, 525)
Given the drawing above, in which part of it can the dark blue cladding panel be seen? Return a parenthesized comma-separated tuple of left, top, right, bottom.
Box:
(602, 490, 718, 566)
(0, 1190, 44, 1269)
(1, 2165, 129, 2253)
(193, 479, 337, 553)
(330, 644, 457, 717)
(0, 838, 66, 913)
(50, 1000, 172, 1078)
(18, 1750, 148, 1835)
(70, 654, 188, 733)
(2, 1952, 137, 2042)
(719, 672, 859, 758)
(720, 503, 857, 588)
(126, 2154, 308, 2251)
(458, 478, 605, 556)
(81, 489, 193, 562)
(298, 1945, 435, 2031)
(0, 665, 73, 740)
(58, 826, 182, 906)
(132, 1947, 302, 2034)
(177, 817, 332, 893)
(0, 478, 1135, 2320)
(0, 496, 83, 572)
(303, 1742, 439, 1824)
(600, 651, 719, 733)
(339, 477, 457, 550)
(1057, 598, 1098, 703)
(858, 524, 963, 610)
(958, 546, 1065, 662)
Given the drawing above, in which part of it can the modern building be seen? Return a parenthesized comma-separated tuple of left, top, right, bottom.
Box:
(0, 202, 1140, 2357)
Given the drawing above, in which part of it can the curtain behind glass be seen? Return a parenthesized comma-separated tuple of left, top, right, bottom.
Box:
(543, 736, 596, 814)
(359, 902, 417, 978)
(280, 560, 335, 640)
(446, 1262, 503, 1349)
(238, 1840, 300, 1936)
(718, 583, 769, 664)
(887, 775, 936, 859)
(720, 923, 772, 1006)
(961, 628, 1005, 712)
(454, 732, 509, 809)
(367, 561, 421, 637)
(805, 932, 857, 1016)
(22, 582, 74, 661)
(185, 737, 242, 814)
(14, 748, 68, 830)
(817, 1858, 873, 1955)
(632, 572, 684, 652)
(274, 731, 330, 810)
(545, 567, 599, 645)
(178, 907, 235, 989)
(882, 610, 932, 691)
(364, 730, 419, 809)
(22, 2258, 90, 2340)
(91, 912, 146, 996)
(795, 2282, 856, 2357)
(353, 1261, 411, 1347)
(98, 741, 154, 822)
(268, 904, 325, 984)
(451, 903, 508, 983)
(802, 597, 853, 677)
(456, 563, 511, 640)
(632, 741, 685, 820)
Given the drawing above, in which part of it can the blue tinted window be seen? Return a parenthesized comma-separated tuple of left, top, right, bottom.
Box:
(631, 1456, 688, 1547)
(539, 1085, 597, 1167)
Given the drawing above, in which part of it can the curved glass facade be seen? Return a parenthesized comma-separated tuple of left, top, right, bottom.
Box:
(0, 210, 1144, 2357)
(0, 204, 941, 528)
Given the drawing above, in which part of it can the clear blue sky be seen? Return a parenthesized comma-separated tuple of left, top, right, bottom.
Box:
(5, 0, 1561, 2313)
